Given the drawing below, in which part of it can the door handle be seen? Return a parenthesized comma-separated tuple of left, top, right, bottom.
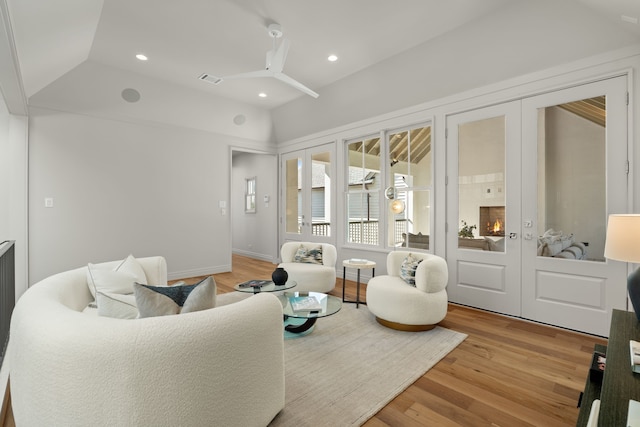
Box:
(509, 232, 517, 239)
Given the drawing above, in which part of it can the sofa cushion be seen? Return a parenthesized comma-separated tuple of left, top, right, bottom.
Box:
(402, 232, 429, 249)
(400, 253, 423, 286)
(86, 254, 148, 299)
(96, 292, 138, 319)
(134, 276, 216, 318)
(294, 245, 323, 264)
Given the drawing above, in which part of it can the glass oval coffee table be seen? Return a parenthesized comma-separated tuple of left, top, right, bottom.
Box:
(280, 291, 342, 338)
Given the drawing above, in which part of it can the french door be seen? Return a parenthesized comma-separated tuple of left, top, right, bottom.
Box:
(281, 143, 335, 243)
(520, 77, 628, 336)
(446, 101, 522, 316)
(446, 76, 628, 336)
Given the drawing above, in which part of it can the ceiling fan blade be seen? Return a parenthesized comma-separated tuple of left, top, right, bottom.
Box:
(274, 72, 319, 98)
(219, 69, 272, 81)
(267, 38, 289, 73)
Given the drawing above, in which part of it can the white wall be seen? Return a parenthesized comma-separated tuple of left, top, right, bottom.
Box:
(27, 107, 269, 283)
(231, 151, 279, 262)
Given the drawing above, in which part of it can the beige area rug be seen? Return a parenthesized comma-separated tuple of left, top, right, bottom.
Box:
(217, 292, 467, 427)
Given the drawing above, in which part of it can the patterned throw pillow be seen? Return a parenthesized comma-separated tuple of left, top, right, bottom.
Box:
(134, 276, 216, 318)
(293, 245, 323, 264)
(400, 253, 423, 286)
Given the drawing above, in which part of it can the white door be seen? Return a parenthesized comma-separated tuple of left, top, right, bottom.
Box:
(520, 76, 628, 336)
(281, 144, 335, 244)
(446, 101, 522, 316)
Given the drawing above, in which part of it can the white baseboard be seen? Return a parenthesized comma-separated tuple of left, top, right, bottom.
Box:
(167, 265, 230, 281)
(232, 249, 277, 264)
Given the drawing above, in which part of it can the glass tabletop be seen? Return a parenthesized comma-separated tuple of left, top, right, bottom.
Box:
(234, 279, 297, 293)
(279, 291, 342, 319)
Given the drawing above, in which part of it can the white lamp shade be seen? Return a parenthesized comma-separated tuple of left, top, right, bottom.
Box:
(604, 214, 640, 263)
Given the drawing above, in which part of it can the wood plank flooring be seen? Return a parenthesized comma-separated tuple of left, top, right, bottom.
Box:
(3, 254, 606, 426)
(189, 254, 606, 426)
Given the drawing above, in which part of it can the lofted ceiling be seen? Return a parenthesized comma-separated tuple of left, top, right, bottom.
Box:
(558, 96, 606, 127)
(5, 0, 640, 110)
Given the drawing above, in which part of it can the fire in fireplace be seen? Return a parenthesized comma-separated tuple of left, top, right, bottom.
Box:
(479, 206, 505, 237)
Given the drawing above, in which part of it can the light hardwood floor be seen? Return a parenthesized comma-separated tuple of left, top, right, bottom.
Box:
(195, 254, 607, 426)
(3, 254, 606, 426)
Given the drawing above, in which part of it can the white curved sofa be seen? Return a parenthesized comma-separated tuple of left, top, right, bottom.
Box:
(278, 241, 337, 293)
(8, 256, 285, 427)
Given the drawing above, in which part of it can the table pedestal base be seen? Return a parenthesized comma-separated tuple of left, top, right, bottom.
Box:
(283, 316, 317, 339)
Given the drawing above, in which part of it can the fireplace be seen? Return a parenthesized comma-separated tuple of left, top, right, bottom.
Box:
(479, 206, 505, 237)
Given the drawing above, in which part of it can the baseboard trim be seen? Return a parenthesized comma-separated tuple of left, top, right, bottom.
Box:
(167, 265, 230, 281)
(232, 249, 277, 263)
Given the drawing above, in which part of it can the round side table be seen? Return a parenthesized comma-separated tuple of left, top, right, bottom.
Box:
(342, 259, 375, 308)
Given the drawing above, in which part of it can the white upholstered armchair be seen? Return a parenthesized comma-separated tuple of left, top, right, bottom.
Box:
(278, 241, 337, 293)
(366, 251, 448, 331)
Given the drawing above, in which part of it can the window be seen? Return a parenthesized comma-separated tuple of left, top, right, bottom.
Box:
(245, 176, 256, 213)
(346, 137, 381, 245)
(387, 125, 432, 249)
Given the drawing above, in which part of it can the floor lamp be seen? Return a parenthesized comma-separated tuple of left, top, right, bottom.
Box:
(604, 214, 640, 322)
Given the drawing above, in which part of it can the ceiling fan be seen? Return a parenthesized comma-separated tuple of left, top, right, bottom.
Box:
(199, 23, 319, 98)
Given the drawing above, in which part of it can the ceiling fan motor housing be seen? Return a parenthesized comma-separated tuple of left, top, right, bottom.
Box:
(267, 23, 283, 38)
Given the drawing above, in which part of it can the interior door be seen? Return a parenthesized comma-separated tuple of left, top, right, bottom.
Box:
(520, 76, 628, 336)
(282, 144, 335, 244)
(446, 101, 522, 316)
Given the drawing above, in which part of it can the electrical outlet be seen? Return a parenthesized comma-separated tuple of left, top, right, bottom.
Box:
(45, 198, 54, 208)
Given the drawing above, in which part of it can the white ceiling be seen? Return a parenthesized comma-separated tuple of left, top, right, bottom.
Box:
(6, 0, 640, 110)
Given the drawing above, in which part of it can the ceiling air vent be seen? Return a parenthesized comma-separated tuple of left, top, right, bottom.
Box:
(199, 73, 223, 85)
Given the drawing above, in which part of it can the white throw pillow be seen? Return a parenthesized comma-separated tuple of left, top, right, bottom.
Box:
(134, 276, 216, 318)
(96, 292, 138, 319)
(86, 254, 148, 299)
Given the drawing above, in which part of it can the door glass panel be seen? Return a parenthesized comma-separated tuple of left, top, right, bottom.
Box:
(388, 125, 432, 249)
(458, 116, 506, 252)
(346, 138, 381, 245)
(285, 156, 301, 234)
(537, 96, 606, 261)
(311, 151, 331, 236)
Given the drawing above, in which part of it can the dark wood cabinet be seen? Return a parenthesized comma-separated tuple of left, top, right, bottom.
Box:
(577, 309, 640, 426)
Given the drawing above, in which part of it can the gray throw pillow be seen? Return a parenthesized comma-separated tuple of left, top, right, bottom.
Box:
(134, 276, 216, 318)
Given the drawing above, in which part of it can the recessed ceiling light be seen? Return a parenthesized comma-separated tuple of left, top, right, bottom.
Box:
(136, 54, 148, 61)
(622, 15, 639, 24)
(258, 92, 267, 98)
(328, 54, 338, 62)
